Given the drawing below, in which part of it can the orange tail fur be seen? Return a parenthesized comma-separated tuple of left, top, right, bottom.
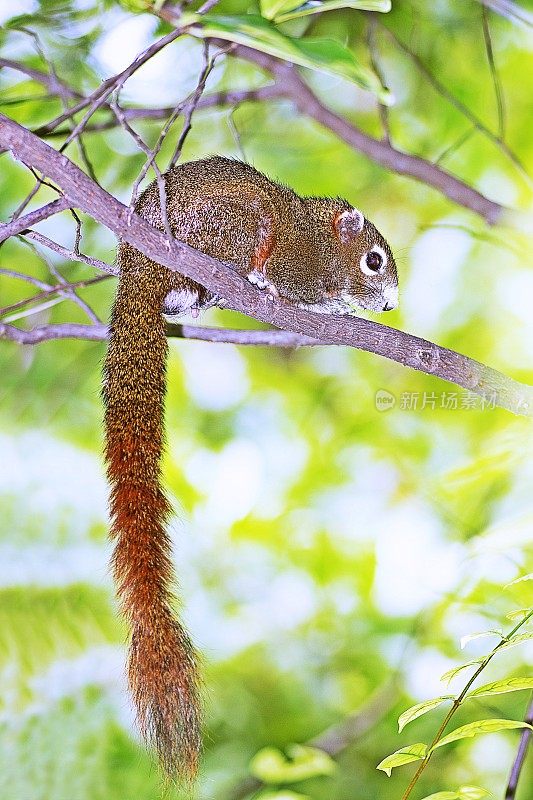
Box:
(103, 246, 201, 779)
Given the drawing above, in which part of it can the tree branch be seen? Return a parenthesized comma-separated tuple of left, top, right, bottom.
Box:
(0, 321, 322, 347)
(475, 0, 533, 27)
(0, 321, 106, 344)
(0, 57, 82, 100)
(22, 230, 117, 275)
(31, 85, 285, 138)
(0, 113, 530, 416)
(378, 25, 527, 180)
(0, 197, 72, 244)
(2, 23, 510, 224)
(29, 26, 186, 154)
(0, 52, 283, 139)
(224, 44, 505, 225)
(1, 4, 515, 224)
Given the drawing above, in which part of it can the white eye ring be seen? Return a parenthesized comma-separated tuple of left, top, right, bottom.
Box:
(360, 245, 387, 276)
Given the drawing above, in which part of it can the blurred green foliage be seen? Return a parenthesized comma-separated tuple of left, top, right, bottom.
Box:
(0, 0, 532, 799)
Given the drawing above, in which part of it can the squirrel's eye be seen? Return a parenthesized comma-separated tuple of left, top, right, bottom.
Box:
(366, 251, 383, 271)
(360, 246, 387, 276)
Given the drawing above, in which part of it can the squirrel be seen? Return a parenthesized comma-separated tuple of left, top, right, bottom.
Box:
(102, 155, 398, 781)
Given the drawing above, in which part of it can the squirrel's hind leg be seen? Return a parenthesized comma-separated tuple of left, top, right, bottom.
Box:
(163, 282, 215, 320)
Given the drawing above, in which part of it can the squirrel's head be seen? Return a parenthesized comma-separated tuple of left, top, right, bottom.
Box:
(333, 208, 398, 313)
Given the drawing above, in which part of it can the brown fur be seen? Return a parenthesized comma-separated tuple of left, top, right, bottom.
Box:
(103, 249, 200, 779)
(103, 156, 397, 781)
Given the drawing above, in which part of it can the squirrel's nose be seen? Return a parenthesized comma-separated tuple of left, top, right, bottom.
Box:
(381, 286, 398, 311)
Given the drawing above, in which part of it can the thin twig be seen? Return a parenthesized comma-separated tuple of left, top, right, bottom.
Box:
(23, 230, 116, 274)
(197, 0, 221, 13)
(481, 4, 506, 140)
(3, 297, 65, 323)
(112, 41, 233, 240)
(0, 274, 109, 318)
(0, 267, 51, 291)
(31, 85, 284, 137)
(39, 26, 187, 149)
(11, 20, 208, 272)
(474, 0, 533, 27)
(5, 165, 70, 228)
(15, 26, 98, 182)
(0, 57, 82, 100)
(227, 104, 247, 161)
(107, 44, 227, 235)
(109, 94, 174, 241)
(435, 126, 477, 165)
(228, 682, 398, 800)
(170, 41, 226, 167)
(8, 175, 46, 222)
(0, 197, 72, 244)
(0, 321, 321, 346)
(16, 235, 101, 324)
(366, 15, 391, 143)
(0, 92, 58, 106)
(505, 693, 533, 799)
(379, 24, 528, 181)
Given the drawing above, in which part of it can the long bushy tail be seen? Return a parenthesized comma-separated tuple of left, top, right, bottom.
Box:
(103, 245, 201, 779)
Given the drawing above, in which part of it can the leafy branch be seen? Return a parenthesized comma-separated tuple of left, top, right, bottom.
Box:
(158, 3, 507, 224)
(377, 608, 533, 799)
(2, 2, 508, 222)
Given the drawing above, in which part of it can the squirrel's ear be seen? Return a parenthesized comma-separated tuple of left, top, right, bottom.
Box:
(334, 208, 365, 244)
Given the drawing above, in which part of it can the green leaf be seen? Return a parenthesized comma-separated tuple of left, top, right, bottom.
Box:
(441, 658, 485, 685)
(260, 0, 300, 21)
(467, 677, 533, 698)
(398, 696, 453, 733)
(442, 632, 533, 685)
(431, 719, 533, 752)
(376, 743, 427, 776)
(420, 788, 491, 800)
(117, 0, 163, 11)
(504, 573, 533, 589)
(249, 745, 336, 784)
(258, 792, 310, 800)
(4, 13, 41, 28)
(460, 630, 503, 650)
(506, 608, 533, 622)
(250, 748, 291, 784)
(188, 14, 392, 101)
(456, 788, 492, 800)
(271, 1, 391, 24)
(499, 632, 533, 651)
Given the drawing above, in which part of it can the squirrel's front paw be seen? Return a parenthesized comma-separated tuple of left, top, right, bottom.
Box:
(247, 269, 279, 298)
